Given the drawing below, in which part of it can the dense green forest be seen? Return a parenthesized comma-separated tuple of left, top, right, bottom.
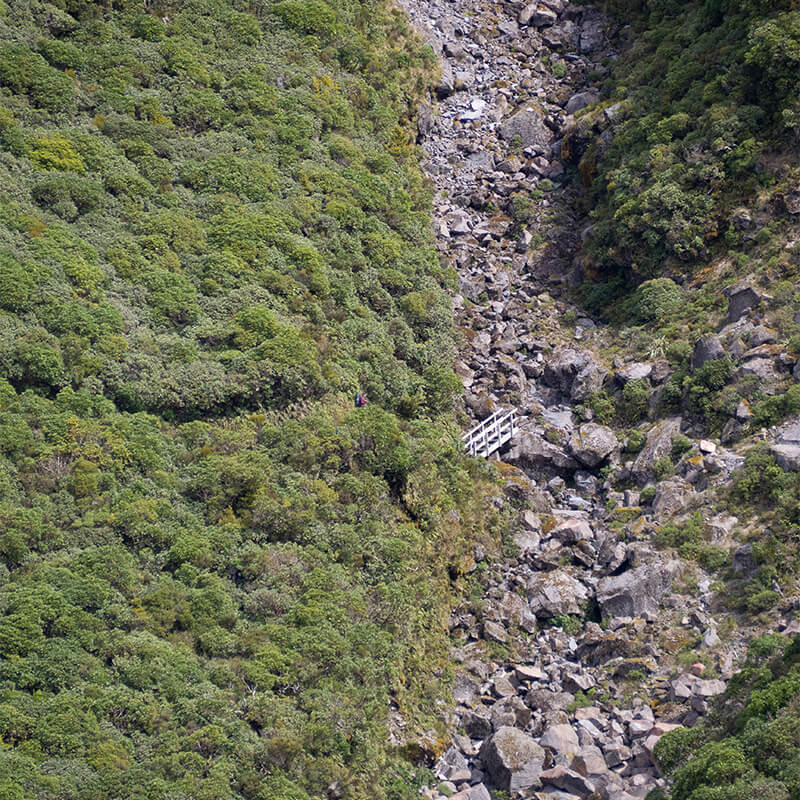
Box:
(0, 2, 495, 798)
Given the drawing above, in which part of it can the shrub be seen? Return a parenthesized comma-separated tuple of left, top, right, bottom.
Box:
(0, 44, 75, 111)
(630, 277, 682, 323)
(625, 429, 646, 453)
(271, 1, 340, 39)
(28, 135, 86, 172)
(0, 251, 38, 312)
(619, 379, 650, 422)
(36, 39, 86, 71)
(31, 173, 103, 219)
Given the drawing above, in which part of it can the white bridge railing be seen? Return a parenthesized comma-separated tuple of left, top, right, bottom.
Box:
(462, 408, 518, 458)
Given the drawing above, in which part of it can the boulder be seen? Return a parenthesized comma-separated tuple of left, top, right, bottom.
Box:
(543, 346, 609, 401)
(572, 746, 610, 778)
(450, 784, 492, 800)
(690, 336, 726, 371)
(499, 107, 553, 150)
(579, 16, 605, 51)
(480, 726, 545, 792)
(569, 423, 619, 467)
(725, 282, 769, 323)
(631, 417, 682, 483)
(540, 724, 580, 756)
(596, 561, 678, 619)
(525, 689, 575, 712)
(527, 571, 589, 617)
(652, 480, 690, 519)
(565, 91, 600, 114)
(437, 59, 455, 98)
(550, 518, 594, 544)
(538, 765, 594, 795)
(616, 362, 653, 384)
(771, 444, 800, 472)
(507, 431, 579, 475)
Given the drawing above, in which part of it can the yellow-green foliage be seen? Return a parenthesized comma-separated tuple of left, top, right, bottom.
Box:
(28, 134, 85, 171)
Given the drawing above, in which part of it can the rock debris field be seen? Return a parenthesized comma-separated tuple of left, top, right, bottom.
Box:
(391, 1, 800, 799)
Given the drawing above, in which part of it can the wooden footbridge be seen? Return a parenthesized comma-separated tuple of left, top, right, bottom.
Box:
(462, 408, 519, 458)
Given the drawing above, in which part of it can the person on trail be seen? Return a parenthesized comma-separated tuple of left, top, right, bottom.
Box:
(354, 392, 367, 408)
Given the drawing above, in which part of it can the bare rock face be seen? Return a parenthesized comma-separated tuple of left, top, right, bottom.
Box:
(596, 561, 679, 619)
(569, 423, 619, 467)
(480, 726, 545, 792)
(499, 107, 553, 150)
(543, 346, 609, 401)
(527, 571, 589, 617)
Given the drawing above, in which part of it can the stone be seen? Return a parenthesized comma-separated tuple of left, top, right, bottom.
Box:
(437, 747, 472, 783)
(690, 335, 726, 371)
(603, 743, 632, 767)
(571, 746, 609, 778)
(725, 282, 769, 323)
(462, 709, 492, 739)
(438, 59, 455, 98)
(526, 689, 575, 712)
(499, 107, 553, 150)
(631, 417, 682, 483)
(480, 726, 546, 792)
(750, 325, 777, 346)
(596, 561, 679, 619)
(550, 518, 594, 544)
(540, 724, 580, 756)
(565, 91, 600, 114)
(449, 784, 492, 800)
(672, 673, 726, 699)
(568, 423, 619, 468)
(543, 347, 609, 401)
(484, 620, 509, 644)
(527, 571, 589, 617)
(580, 17, 605, 51)
(771, 444, 800, 472)
(733, 544, 758, 578)
(616, 362, 653, 384)
(508, 431, 579, 476)
(538, 765, 595, 794)
(652, 480, 689, 519)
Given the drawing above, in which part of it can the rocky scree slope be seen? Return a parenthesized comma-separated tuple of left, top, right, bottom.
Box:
(397, 1, 800, 799)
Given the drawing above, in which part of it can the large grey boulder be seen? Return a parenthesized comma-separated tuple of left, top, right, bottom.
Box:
(527, 571, 589, 617)
(540, 724, 580, 756)
(569, 423, 619, 468)
(725, 282, 769, 323)
(437, 59, 455, 98)
(631, 417, 682, 483)
(499, 107, 552, 150)
(565, 91, 600, 114)
(690, 336, 725, 371)
(508, 431, 579, 475)
(771, 420, 800, 471)
(480, 726, 546, 792)
(539, 765, 595, 795)
(596, 561, 679, 619)
(543, 347, 609, 401)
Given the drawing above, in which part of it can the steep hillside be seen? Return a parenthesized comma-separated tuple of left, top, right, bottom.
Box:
(0, 2, 497, 799)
